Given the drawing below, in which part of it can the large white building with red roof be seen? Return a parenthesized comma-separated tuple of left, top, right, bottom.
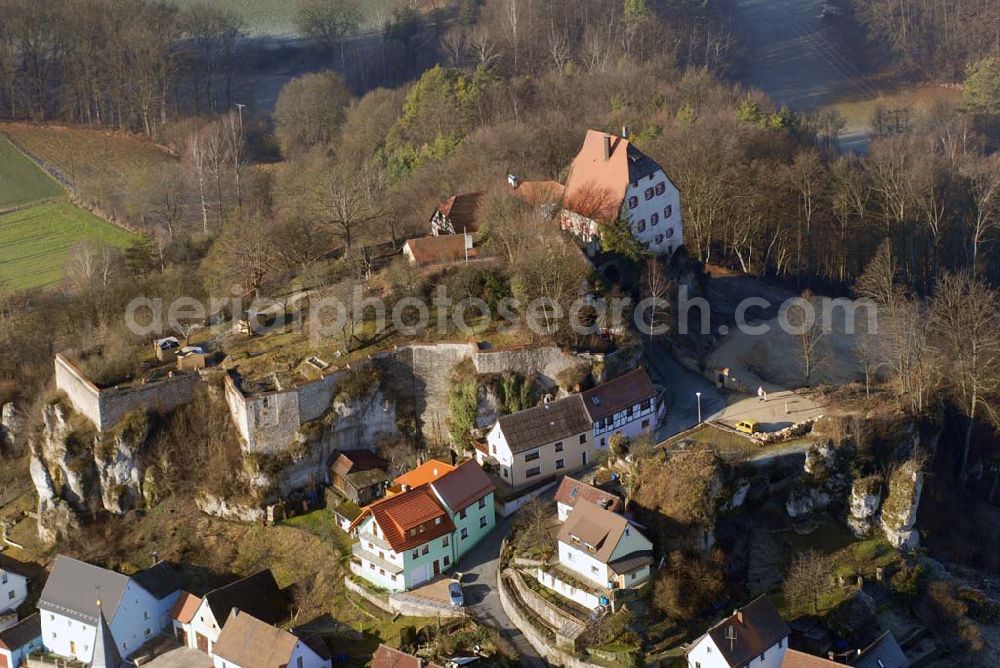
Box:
(348, 460, 496, 592)
(560, 129, 682, 256)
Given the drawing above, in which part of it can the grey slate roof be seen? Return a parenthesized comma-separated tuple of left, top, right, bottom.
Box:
(851, 631, 909, 668)
(203, 570, 286, 627)
(0, 612, 41, 650)
(131, 561, 180, 600)
(90, 605, 123, 668)
(496, 395, 592, 454)
(38, 556, 130, 624)
(703, 596, 789, 668)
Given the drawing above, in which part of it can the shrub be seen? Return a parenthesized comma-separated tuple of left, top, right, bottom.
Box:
(652, 551, 725, 621)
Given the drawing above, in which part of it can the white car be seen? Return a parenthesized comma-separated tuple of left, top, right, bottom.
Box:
(448, 581, 464, 607)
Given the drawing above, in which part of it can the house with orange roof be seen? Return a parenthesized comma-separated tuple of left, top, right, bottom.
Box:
(561, 128, 682, 257)
(386, 459, 455, 496)
(348, 460, 495, 592)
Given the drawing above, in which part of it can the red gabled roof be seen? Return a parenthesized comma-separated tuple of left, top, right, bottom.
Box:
(433, 193, 482, 233)
(554, 477, 621, 513)
(372, 644, 444, 668)
(169, 591, 202, 624)
(404, 235, 478, 267)
(430, 460, 495, 513)
(349, 485, 455, 553)
(393, 459, 455, 489)
(581, 367, 658, 423)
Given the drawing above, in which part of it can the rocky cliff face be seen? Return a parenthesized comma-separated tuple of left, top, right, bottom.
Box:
(30, 401, 149, 542)
(881, 460, 924, 548)
(1, 402, 22, 449)
(847, 476, 882, 537)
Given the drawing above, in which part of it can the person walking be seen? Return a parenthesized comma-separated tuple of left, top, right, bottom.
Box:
(758, 386, 765, 402)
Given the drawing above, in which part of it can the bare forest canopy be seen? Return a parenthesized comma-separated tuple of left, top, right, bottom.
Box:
(0, 0, 733, 137)
(850, 0, 1000, 79)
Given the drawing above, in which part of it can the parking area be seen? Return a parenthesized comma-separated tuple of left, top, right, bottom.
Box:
(407, 576, 460, 606)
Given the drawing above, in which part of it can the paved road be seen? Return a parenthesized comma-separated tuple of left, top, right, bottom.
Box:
(459, 515, 547, 668)
(646, 342, 726, 441)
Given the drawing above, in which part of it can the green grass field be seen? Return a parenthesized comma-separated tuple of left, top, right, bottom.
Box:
(0, 136, 63, 210)
(0, 200, 134, 289)
(166, 0, 415, 36)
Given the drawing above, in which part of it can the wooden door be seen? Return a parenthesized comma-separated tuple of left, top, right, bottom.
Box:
(69, 642, 76, 656)
(177, 628, 188, 647)
(433, 560, 440, 576)
(196, 634, 209, 653)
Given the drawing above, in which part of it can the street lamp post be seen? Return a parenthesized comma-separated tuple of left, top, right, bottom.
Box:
(696, 391, 702, 424)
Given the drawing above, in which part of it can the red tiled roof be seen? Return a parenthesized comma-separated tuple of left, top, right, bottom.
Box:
(169, 592, 202, 624)
(349, 486, 455, 553)
(511, 180, 565, 206)
(581, 367, 658, 423)
(433, 193, 482, 233)
(781, 649, 841, 668)
(554, 477, 621, 513)
(404, 235, 478, 267)
(372, 644, 444, 668)
(431, 460, 495, 513)
(394, 460, 455, 489)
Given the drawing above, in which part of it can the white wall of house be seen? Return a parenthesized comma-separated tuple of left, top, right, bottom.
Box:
(42, 582, 172, 662)
(181, 599, 224, 653)
(486, 423, 592, 488)
(535, 570, 603, 610)
(592, 400, 664, 449)
(0, 571, 28, 614)
(686, 633, 787, 668)
(558, 542, 611, 589)
(622, 170, 682, 256)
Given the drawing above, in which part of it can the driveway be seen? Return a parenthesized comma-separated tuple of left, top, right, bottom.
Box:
(646, 341, 726, 441)
(458, 515, 546, 668)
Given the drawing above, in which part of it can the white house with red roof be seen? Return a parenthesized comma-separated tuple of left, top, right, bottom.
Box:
(348, 460, 496, 592)
(561, 129, 682, 256)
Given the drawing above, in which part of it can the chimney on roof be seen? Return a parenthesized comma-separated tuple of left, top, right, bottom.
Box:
(621, 125, 629, 139)
(231, 607, 240, 619)
(735, 609, 744, 625)
(603, 134, 612, 161)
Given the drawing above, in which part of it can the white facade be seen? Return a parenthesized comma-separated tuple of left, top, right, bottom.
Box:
(174, 599, 224, 653)
(622, 170, 682, 256)
(483, 421, 592, 488)
(42, 581, 176, 662)
(534, 569, 602, 610)
(561, 170, 683, 257)
(0, 570, 28, 615)
(558, 524, 651, 590)
(211, 639, 330, 668)
(591, 398, 664, 449)
(686, 633, 786, 668)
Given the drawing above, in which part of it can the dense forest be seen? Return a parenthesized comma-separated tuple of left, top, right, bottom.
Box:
(850, 0, 1000, 79)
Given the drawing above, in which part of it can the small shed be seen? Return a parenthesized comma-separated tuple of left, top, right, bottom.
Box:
(154, 337, 181, 363)
(330, 450, 391, 506)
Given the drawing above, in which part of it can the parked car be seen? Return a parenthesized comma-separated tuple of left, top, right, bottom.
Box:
(735, 419, 761, 435)
(448, 581, 464, 607)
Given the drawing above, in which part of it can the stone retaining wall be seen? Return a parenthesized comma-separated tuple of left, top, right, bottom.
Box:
(55, 353, 199, 432)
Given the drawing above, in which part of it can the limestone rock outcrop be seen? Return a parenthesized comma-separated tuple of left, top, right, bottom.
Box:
(847, 476, 882, 537)
(881, 460, 924, 548)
